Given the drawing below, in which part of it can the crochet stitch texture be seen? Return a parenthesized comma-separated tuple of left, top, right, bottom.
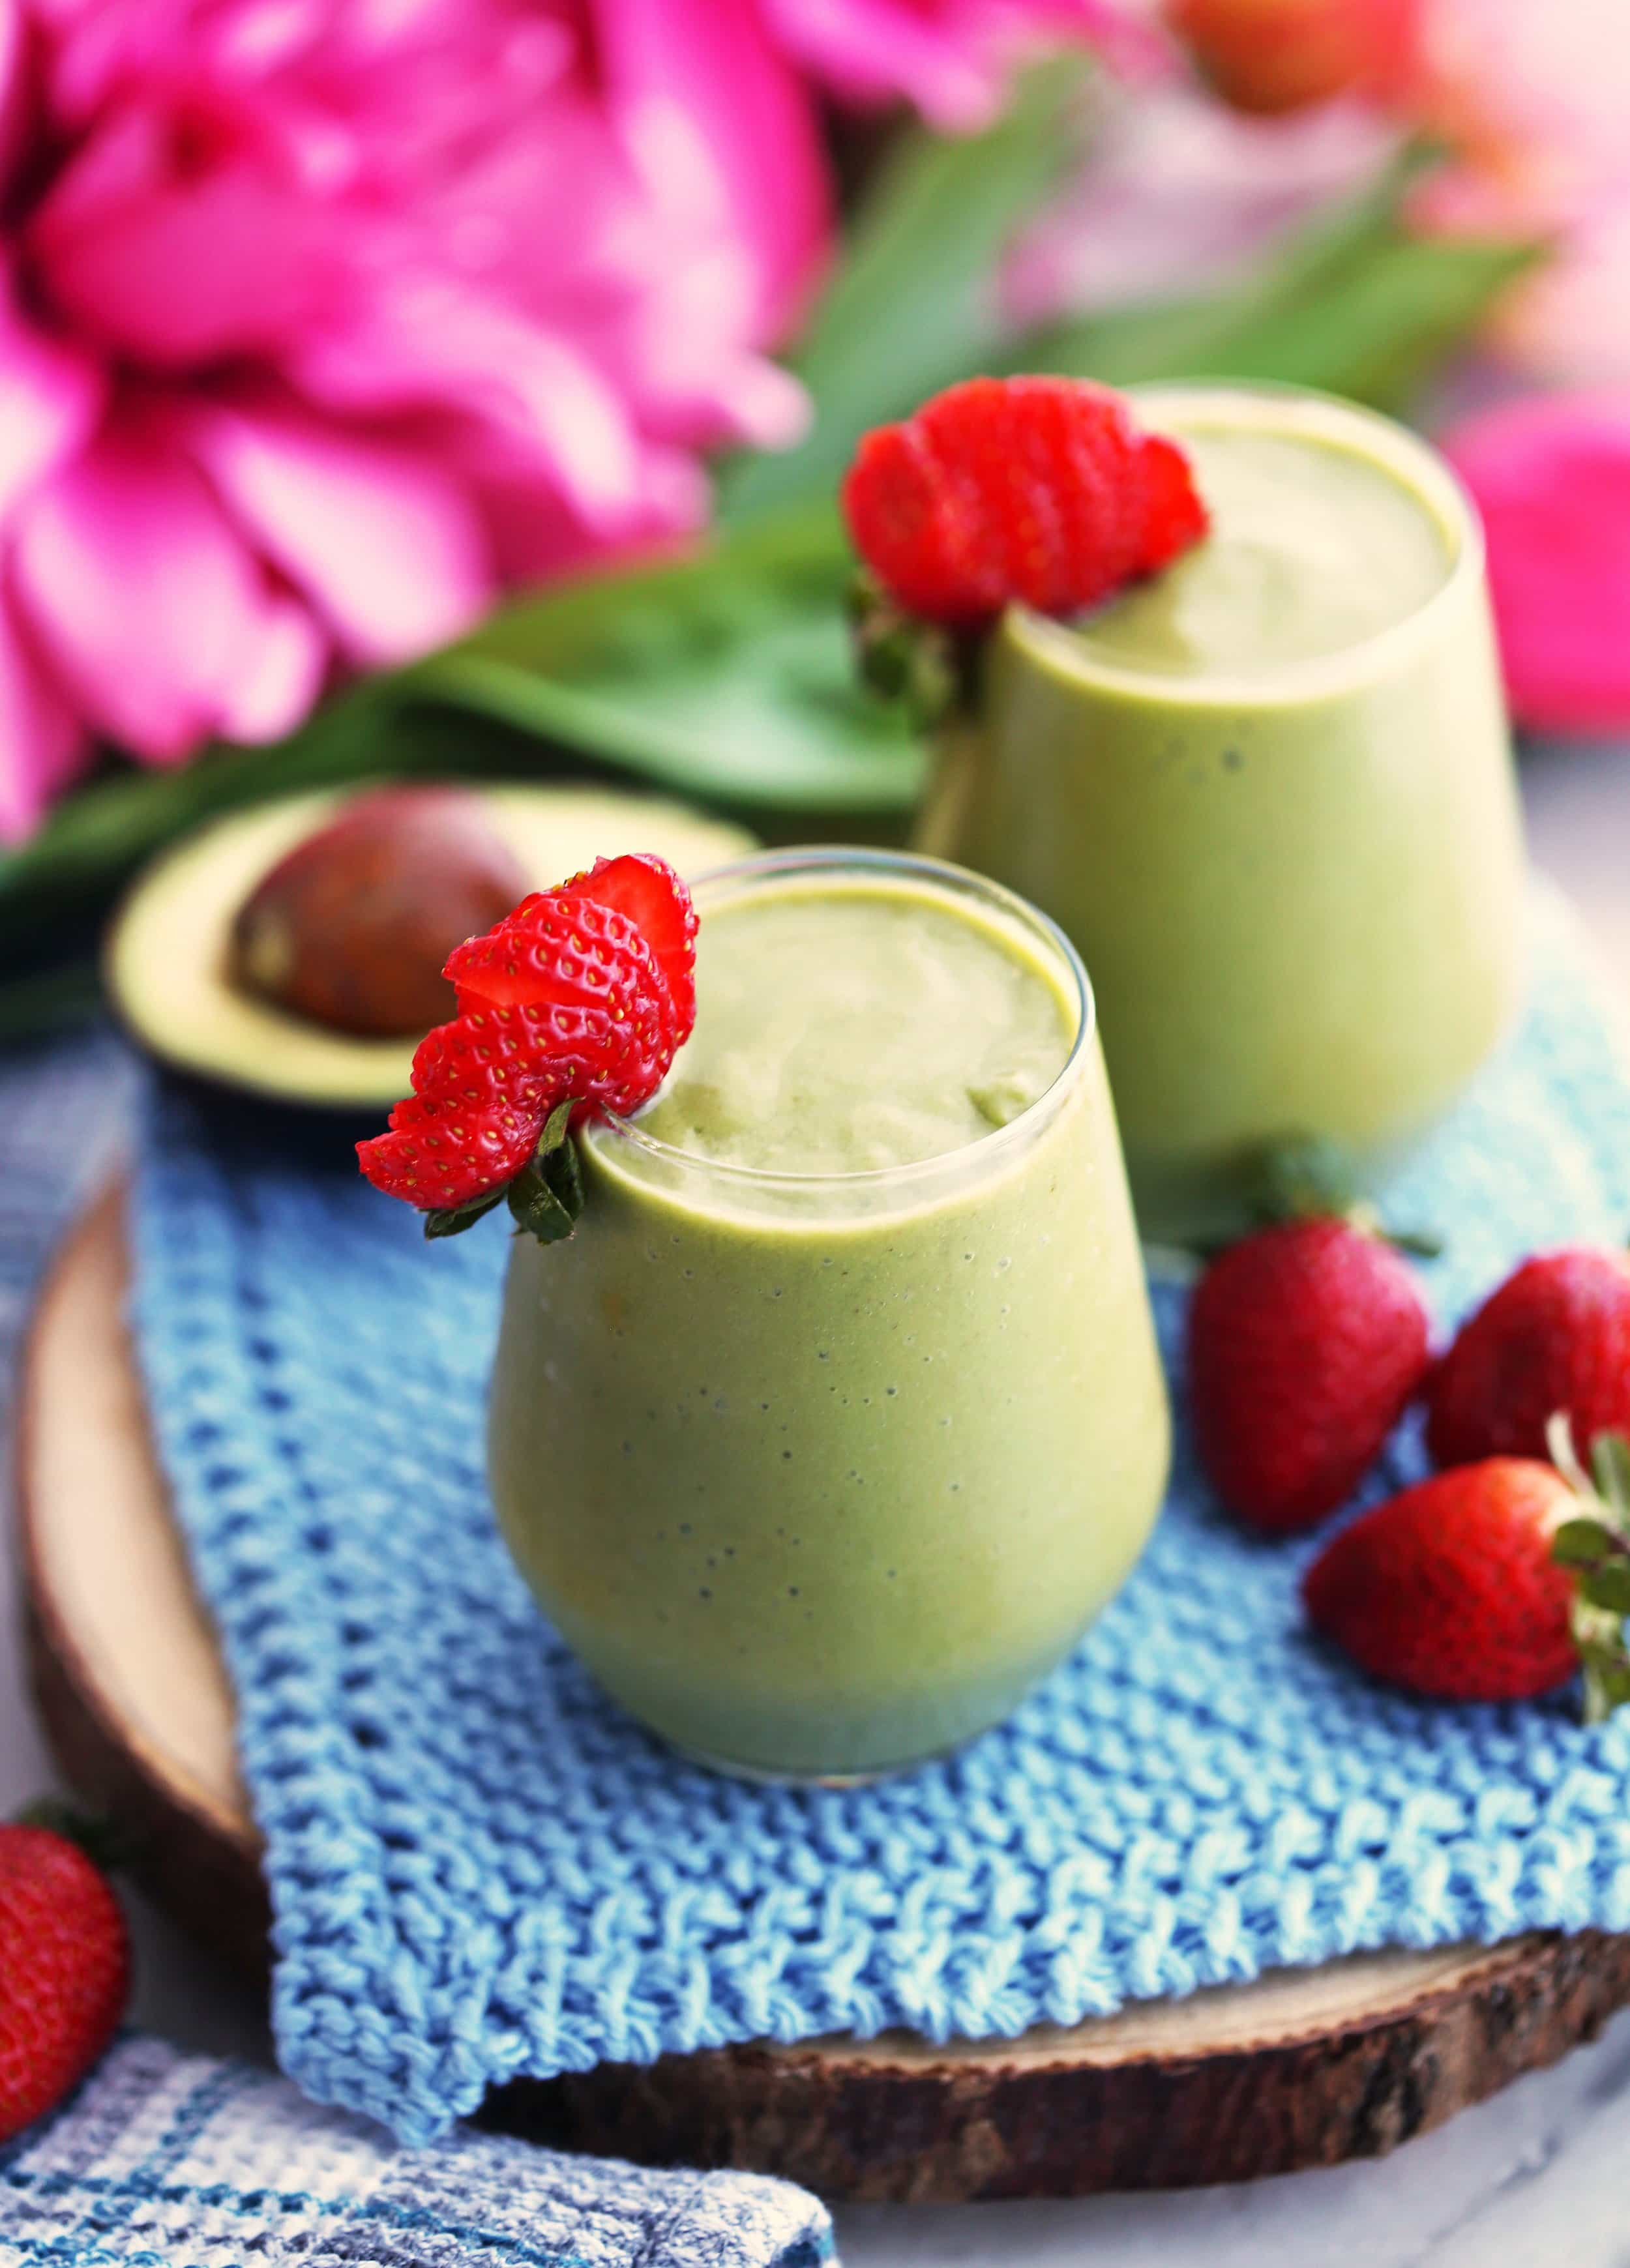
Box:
(132, 892, 1630, 2144)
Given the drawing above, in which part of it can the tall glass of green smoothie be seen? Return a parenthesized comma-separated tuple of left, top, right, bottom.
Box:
(916, 383, 1528, 1241)
(488, 849, 1170, 1781)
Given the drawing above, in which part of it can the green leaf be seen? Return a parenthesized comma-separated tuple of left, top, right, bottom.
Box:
(1018, 142, 1545, 413)
(420, 503, 923, 814)
(717, 58, 1091, 523)
(1552, 1518, 1621, 1569)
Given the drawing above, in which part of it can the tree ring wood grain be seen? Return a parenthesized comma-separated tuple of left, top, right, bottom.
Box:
(18, 1185, 1630, 2202)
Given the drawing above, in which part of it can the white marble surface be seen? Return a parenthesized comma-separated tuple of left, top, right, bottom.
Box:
(5, 737, 1630, 2265)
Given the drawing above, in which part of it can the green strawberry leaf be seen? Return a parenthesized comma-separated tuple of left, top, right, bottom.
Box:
(1580, 1563, 1630, 1617)
(423, 1188, 506, 1241)
(1577, 1641, 1630, 1727)
(1552, 1518, 1622, 1568)
(1591, 1432, 1630, 1524)
(505, 1101, 585, 1246)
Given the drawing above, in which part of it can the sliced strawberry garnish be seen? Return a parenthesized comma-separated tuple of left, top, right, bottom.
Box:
(358, 1091, 543, 1213)
(559, 853, 699, 1031)
(411, 994, 676, 1125)
(842, 376, 1208, 630)
(358, 855, 698, 1236)
(447, 891, 658, 1014)
(1137, 434, 1210, 575)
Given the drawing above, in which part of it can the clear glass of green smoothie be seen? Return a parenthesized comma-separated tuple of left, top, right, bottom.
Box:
(487, 849, 1170, 1782)
(917, 383, 1528, 1242)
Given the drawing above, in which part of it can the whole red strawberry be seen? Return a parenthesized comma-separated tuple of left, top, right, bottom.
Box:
(1427, 1248, 1630, 1469)
(842, 376, 1208, 628)
(1165, 0, 1419, 117)
(358, 852, 696, 1236)
(0, 1823, 129, 2142)
(1303, 1460, 1579, 1702)
(1189, 1216, 1432, 1532)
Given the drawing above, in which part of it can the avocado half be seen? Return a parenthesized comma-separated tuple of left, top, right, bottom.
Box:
(106, 782, 755, 1111)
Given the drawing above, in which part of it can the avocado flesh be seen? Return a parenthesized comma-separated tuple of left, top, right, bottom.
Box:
(106, 782, 756, 1110)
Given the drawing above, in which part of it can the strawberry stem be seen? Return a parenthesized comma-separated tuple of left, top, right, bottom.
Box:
(13, 1798, 130, 1872)
(848, 572, 977, 731)
(1252, 1140, 1444, 1258)
(422, 1099, 586, 1246)
(505, 1100, 585, 1246)
(1547, 1412, 1630, 1721)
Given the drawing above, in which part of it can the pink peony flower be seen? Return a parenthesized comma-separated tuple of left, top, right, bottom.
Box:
(0, 0, 1138, 840)
(762, 0, 1163, 127)
(1442, 392, 1630, 735)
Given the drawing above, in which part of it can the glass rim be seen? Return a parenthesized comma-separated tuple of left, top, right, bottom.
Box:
(586, 846, 1095, 1197)
(1006, 378, 1487, 709)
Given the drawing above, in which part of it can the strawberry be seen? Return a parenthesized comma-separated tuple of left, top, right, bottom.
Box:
(1138, 433, 1211, 574)
(0, 1822, 129, 2142)
(358, 855, 696, 1239)
(1188, 1216, 1432, 1533)
(1304, 1459, 1583, 1703)
(1164, 0, 1420, 117)
(563, 852, 700, 1033)
(1427, 1248, 1630, 1470)
(841, 376, 1208, 629)
(356, 1089, 542, 1214)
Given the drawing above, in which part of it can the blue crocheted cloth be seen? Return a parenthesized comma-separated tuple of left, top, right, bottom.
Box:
(131, 889, 1630, 2145)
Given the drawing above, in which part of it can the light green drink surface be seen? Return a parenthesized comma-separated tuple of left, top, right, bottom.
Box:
(1071, 426, 1453, 677)
(635, 880, 1074, 1175)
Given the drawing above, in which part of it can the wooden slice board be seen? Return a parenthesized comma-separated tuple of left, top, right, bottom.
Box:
(18, 1185, 1630, 2202)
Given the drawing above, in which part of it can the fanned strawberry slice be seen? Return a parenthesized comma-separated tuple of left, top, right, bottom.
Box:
(358, 855, 698, 1238)
(842, 375, 1209, 631)
(358, 1091, 542, 1213)
(445, 892, 659, 1015)
(1138, 434, 1209, 575)
(412, 995, 675, 1125)
(559, 854, 699, 1031)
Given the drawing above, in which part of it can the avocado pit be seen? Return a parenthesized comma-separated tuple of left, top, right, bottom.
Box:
(228, 786, 527, 1038)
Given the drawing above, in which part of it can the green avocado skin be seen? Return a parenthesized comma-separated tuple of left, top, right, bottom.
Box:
(918, 405, 1528, 1240)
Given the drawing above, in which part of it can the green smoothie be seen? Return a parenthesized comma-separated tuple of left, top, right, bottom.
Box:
(1071, 426, 1450, 676)
(487, 851, 1170, 1780)
(917, 385, 1528, 1241)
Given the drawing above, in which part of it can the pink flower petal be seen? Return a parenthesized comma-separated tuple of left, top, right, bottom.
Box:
(220, 591, 327, 745)
(0, 0, 34, 196)
(27, 88, 342, 368)
(466, 433, 710, 584)
(288, 279, 647, 532)
(590, 0, 831, 336)
(12, 408, 331, 761)
(0, 602, 87, 842)
(0, 255, 106, 525)
(1005, 82, 1398, 328)
(763, 0, 1156, 128)
(1441, 391, 1630, 735)
(189, 392, 490, 664)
